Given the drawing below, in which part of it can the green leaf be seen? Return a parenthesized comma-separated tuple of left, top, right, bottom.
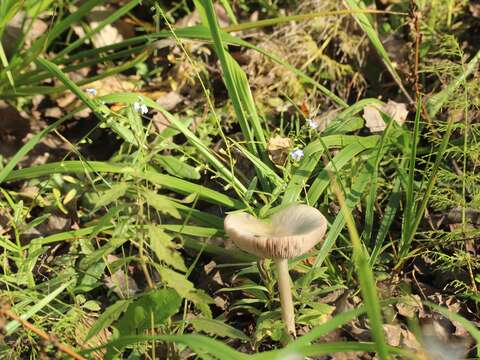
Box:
(115, 289, 182, 336)
(76, 261, 107, 293)
(141, 189, 181, 219)
(184, 289, 214, 319)
(94, 183, 129, 209)
(155, 155, 201, 180)
(85, 300, 132, 342)
(158, 267, 194, 297)
(158, 267, 213, 318)
(190, 318, 249, 341)
(148, 225, 187, 272)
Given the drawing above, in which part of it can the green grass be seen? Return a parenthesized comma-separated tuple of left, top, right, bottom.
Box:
(1, 0, 479, 358)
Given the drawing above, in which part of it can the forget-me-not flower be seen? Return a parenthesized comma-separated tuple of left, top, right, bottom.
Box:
(290, 148, 304, 161)
(306, 118, 318, 130)
(133, 101, 149, 115)
(85, 88, 97, 95)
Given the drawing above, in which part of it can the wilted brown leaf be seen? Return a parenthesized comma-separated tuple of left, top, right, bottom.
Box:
(267, 135, 292, 165)
(76, 314, 111, 359)
(155, 91, 183, 111)
(104, 255, 138, 298)
(71, 6, 134, 48)
(3, 12, 48, 56)
(363, 100, 408, 132)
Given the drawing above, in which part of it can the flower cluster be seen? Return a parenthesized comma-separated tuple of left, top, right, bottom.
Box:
(133, 99, 149, 115)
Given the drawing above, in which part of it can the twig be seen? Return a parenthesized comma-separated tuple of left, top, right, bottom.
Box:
(0, 306, 86, 360)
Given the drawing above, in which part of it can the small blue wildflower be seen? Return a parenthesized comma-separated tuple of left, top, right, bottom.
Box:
(290, 148, 304, 161)
(306, 118, 318, 130)
(85, 88, 97, 95)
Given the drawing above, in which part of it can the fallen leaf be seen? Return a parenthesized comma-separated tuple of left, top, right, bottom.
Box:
(104, 255, 138, 299)
(396, 294, 423, 318)
(383, 324, 403, 347)
(76, 314, 111, 359)
(3, 12, 48, 56)
(152, 111, 171, 133)
(363, 100, 408, 132)
(267, 135, 292, 165)
(420, 321, 470, 360)
(156, 91, 183, 111)
(71, 6, 134, 48)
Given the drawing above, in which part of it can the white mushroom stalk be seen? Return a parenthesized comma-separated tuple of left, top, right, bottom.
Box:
(224, 204, 327, 339)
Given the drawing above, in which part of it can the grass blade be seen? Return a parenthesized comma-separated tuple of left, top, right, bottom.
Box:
(344, 0, 412, 103)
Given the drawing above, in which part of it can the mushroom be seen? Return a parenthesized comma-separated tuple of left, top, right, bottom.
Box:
(224, 204, 327, 338)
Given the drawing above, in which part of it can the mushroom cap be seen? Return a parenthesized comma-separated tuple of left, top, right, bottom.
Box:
(224, 204, 327, 259)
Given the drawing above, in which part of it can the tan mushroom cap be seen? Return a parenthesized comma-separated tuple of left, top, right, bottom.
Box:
(224, 204, 327, 259)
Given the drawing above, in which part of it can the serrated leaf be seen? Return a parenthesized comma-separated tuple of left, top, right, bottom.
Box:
(156, 155, 201, 180)
(115, 289, 182, 336)
(158, 267, 213, 318)
(190, 318, 249, 341)
(94, 183, 128, 209)
(158, 267, 193, 297)
(185, 289, 214, 319)
(141, 189, 181, 219)
(148, 225, 187, 272)
(84, 300, 131, 342)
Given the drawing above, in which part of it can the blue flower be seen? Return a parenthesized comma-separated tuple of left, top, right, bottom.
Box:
(306, 118, 318, 129)
(290, 148, 304, 161)
(85, 88, 97, 95)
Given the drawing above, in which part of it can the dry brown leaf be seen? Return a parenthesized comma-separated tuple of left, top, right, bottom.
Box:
(104, 255, 138, 299)
(363, 100, 408, 132)
(267, 135, 292, 165)
(3, 12, 48, 56)
(71, 6, 134, 48)
(470, 2, 480, 17)
(155, 91, 183, 111)
(44, 107, 63, 119)
(152, 111, 171, 133)
(396, 294, 423, 318)
(383, 324, 402, 347)
(76, 314, 111, 359)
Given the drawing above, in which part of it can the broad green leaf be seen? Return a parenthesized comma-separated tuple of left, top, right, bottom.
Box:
(85, 300, 132, 342)
(158, 267, 213, 318)
(184, 289, 214, 319)
(155, 155, 201, 180)
(158, 267, 194, 297)
(115, 289, 182, 336)
(94, 183, 129, 209)
(141, 189, 181, 219)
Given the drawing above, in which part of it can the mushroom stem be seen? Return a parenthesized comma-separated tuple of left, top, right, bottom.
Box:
(275, 258, 296, 338)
